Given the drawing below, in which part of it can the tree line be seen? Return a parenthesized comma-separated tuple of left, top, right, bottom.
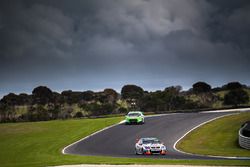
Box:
(0, 81, 249, 122)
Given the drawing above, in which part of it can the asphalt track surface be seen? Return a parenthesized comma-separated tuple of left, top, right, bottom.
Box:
(64, 112, 248, 160)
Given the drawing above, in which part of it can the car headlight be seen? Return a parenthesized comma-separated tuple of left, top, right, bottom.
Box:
(143, 146, 150, 150)
(161, 146, 166, 150)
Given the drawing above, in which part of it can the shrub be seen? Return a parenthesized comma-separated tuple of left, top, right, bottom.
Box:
(74, 111, 83, 118)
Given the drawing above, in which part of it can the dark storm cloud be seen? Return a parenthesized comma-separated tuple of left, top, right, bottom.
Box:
(0, 0, 250, 96)
(207, 0, 250, 49)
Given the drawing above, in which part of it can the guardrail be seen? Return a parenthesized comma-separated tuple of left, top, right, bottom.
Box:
(239, 124, 250, 149)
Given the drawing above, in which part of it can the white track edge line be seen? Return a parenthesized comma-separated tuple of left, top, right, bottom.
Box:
(173, 112, 250, 160)
(62, 108, 250, 158)
(200, 108, 250, 113)
(62, 113, 177, 154)
(62, 120, 124, 154)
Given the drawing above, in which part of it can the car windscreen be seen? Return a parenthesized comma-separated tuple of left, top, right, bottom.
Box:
(152, 140, 161, 144)
(128, 113, 140, 117)
(142, 139, 160, 144)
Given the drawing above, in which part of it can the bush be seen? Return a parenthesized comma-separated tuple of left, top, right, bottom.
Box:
(118, 107, 128, 113)
(74, 111, 83, 118)
(22, 105, 50, 121)
(121, 85, 144, 99)
(192, 82, 211, 93)
(224, 89, 249, 106)
(223, 82, 243, 90)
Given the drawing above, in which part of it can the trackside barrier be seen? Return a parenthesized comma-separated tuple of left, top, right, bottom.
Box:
(239, 124, 250, 149)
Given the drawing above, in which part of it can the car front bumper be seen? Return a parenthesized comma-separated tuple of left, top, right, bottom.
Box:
(143, 149, 167, 155)
(126, 118, 143, 124)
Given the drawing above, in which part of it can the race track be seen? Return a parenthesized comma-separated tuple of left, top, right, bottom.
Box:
(63, 111, 247, 159)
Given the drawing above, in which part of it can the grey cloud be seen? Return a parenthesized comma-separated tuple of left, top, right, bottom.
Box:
(79, 0, 212, 40)
(207, 1, 250, 47)
(1, 3, 74, 58)
(222, 5, 250, 48)
(0, 0, 250, 97)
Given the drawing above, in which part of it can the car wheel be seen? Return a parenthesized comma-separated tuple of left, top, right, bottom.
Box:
(135, 149, 138, 155)
(160, 150, 166, 155)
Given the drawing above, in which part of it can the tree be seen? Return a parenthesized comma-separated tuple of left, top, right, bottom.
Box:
(47, 103, 61, 119)
(25, 105, 50, 121)
(84, 102, 114, 116)
(32, 86, 53, 105)
(0, 102, 7, 122)
(74, 111, 83, 118)
(103, 89, 118, 104)
(192, 82, 211, 93)
(224, 89, 249, 106)
(82, 91, 95, 101)
(0, 93, 19, 121)
(18, 93, 32, 105)
(1, 93, 20, 106)
(61, 90, 83, 104)
(139, 90, 178, 112)
(121, 85, 144, 99)
(223, 82, 244, 90)
(164, 86, 182, 95)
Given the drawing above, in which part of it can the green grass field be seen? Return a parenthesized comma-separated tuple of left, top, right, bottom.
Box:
(0, 117, 123, 167)
(0, 116, 250, 167)
(177, 112, 250, 157)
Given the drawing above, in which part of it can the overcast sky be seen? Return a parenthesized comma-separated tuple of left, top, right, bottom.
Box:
(0, 0, 250, 97)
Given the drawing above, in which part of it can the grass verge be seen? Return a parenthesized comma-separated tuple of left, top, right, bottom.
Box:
(176, 112, 250, 158)
(0, 116, 249, 167)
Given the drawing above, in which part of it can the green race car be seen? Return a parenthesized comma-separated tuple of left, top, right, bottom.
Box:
(125, 111, 145, 124)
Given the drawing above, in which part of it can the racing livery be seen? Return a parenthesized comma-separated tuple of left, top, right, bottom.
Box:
(135, 137, 167, 155)
(125, 111, 144, 124)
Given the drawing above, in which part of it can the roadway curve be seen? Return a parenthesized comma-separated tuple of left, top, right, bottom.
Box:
(63, 111, 248, 159)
